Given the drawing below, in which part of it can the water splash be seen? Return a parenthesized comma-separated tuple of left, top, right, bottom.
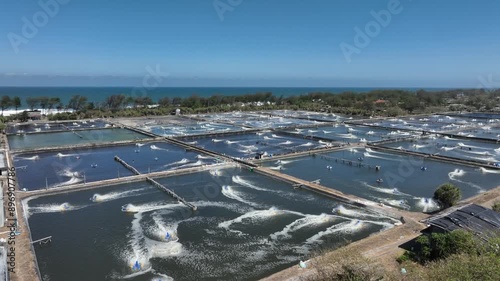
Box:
(415, 197, 440, 212)
(150, 145, 168, 151)
(480, 167, 500, 174)
(221, 185, 261, 208)
(305, 220, 365, 244)
(232, 176, 268, 191)
(270, 214, 335, 240)
(90, 187, 147, 203)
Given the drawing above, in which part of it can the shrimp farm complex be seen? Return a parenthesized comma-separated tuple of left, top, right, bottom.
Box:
(2, 111, 500, 281)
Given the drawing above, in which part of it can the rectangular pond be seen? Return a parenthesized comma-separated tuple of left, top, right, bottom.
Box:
(284, 124, 418, 144)
(457, 126, 500, 141)
(148, 122, 242, 137)
(263, 110, 348, 122)
(263, 147, 500, 212)
(8, 128, 151, 151)
(26, 167, 396, 281)
(358, 114, 490, 133)
(382, 136, 500, 164)
(188, 132, 329, 159)
(6, 119, 109, 134)
(13, 141, 218, 190)
(196, 112, 322, 128)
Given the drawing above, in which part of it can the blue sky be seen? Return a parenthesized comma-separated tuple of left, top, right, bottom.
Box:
(1, 0, 499, 87)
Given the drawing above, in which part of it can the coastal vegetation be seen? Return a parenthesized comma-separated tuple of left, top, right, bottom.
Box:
(493, 201, 500, 212)
(0, 88, 499, 121)
(306, 230, 499, 281)
(433, 183, 461, 209)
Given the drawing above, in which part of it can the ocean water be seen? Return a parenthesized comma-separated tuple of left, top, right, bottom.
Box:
(0, 87, 439, 109)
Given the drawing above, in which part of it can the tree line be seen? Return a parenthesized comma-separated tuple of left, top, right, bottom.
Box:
(1, 88, 499, 120)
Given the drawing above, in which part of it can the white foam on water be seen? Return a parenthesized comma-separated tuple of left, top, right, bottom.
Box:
(338, 133, 357, 139)
(218, 207, 303, 232)
(135, 143, 145, 147)
(221, 185, 261, 208)
(172, 160, 204, 170)
(415, 197, 440, 212)
(305, 220, 365, 244)
(360, 181, 412, 197)
(17, 155, 40, 161)
(461, 150, 494, 156)
(29, 202, 86, 215)
(239, 144, 258, 150)
(412, 144, 427, 149)
(269, 165, 284, 171)
(148, 213, 180, 242)
(150, 145, 168, 151)
(279, 140, 293, 145)
(164, 158, 189, 167)
(457, 142, 483, 149)
(298, 142, 314, 147)
(441, 146, 457, 151)
(377, 198, 411, 210)
(209, 168, 222, 177)
(121, 202, 184, 214)
(366, 131, 375, 135)
(359, 138, 367, 143)
(276, 159, 296, 165)
(332, 205, 397, 221)
(122, 213, 152, 277)
(197, 154, 213, 160)
(322, 130, 332, 134)
(225, 140, 240, 144)
(189, 200, 251, 214)
(363, 152, 394, 161)
(232, 175, 269, 191)
(448, 169, 466, 179)
(185, 141, 198, 145)
(495, 147, 500, 154)
(211, 139, 224, 143)
(149, 273, 174, 281)
(271, 134, 284, 138)
(90, 187, 147, 203)
(448, 169, 485, 192)
(56, 152, 77, 158)
(270, 213, 336, 240)
(480, 167, 500, 174)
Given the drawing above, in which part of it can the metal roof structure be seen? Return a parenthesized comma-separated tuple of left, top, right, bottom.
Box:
(424, 204, 500, 240)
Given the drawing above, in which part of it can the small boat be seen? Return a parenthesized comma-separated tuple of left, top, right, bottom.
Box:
(376, 178, 383, 184)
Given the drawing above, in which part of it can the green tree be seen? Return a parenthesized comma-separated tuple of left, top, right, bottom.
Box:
(105, 94, 127, 112)
(0, 95, 11, 115)
(492, 201, 500, 212)
(39, 96, 49, 112)
(158, 97, 171, 107)
(13, 96, 21, 112)
(434, 183, 461, 208)
(47, 97, 61, 112)
(26, 97, 40, 111)
(68, 95, 88, 111)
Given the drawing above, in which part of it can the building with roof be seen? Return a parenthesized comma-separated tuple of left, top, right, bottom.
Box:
(422, 204, 500, 241)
